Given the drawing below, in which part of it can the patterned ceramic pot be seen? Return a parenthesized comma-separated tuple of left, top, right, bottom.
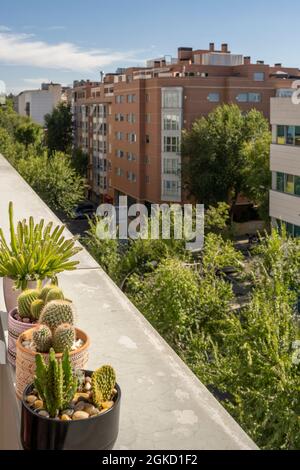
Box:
(7, 308, 36, 368)
(15, 327, 90, 399)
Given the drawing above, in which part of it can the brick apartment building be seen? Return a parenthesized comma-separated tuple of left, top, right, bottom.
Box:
(72, 43, 300, 206)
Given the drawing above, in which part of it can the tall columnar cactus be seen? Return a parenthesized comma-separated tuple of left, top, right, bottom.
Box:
(46, 287, 64, 303)
(91, 365, 116, 407)
(18, 289, 39, 319)
(39, 300, 75, 331)
(33, 325, 53, 353)
(34, 349, 78, 418)
(39, 284, 57, 303)
(53, 323, 75, 353)
(31, 299, 45, 321)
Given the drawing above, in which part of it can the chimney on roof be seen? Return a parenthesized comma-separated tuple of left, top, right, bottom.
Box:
(257, 60, 265, 65)
(275, 63, 282, 67)
(209, 42, 215, 52)
(244, 56, 251, 65)
(221, 43, 229, 53)
(178, 47, 193, 61)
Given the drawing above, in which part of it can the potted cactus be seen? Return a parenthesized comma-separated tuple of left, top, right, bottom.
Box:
(8, 284, 65, 366)
(15, 294, 90, 398)
(0, 201, 81, 312)
(21, 350, 121, 450)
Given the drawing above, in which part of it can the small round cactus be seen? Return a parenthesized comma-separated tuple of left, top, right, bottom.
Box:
(39, 284, 57, 303)
(39, 300, 75, 331)
(31, 299, 45, 321)
(91, 365, 116, 407)
(33, 325, 53, 353)
(53, 323, 75, 353)
(46, 287, 64, 303)
(18, 289, 40, 319)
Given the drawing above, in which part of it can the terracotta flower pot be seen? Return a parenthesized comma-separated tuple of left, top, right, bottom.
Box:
(3, 277, 48, 313)
(15, 327, 90, 400)
(7, 308, 37, 368)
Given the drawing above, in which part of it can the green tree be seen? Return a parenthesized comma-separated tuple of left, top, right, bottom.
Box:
(72, 148, 88, 177)
(45, 103, 73, 153)
(17, 151, 85, 216)
(182, 104, 271, 219)
(15, 120, 44, 148)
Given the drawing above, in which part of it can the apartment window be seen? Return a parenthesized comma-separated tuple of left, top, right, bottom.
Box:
(164, 136, 180, 153)
(276, 172, 300, 196)
(163, 89, 181, 108)
(163, 114, 180, 131)
(127, 113, 136, 123)
(145, 176, 150, 184)
(144, 156, 150, 164)
(163, 180, 180, 195)
(146, 135, 150, 144)
(127, 152, 136, 161)
(128, 132, 137, 143)
(145, 93, 150, 102)
(276, 89, 294, 98)
(115, 113, 125, 122)
(163, 159, 180, 175)
(277, 125, 300, 146)
(254, 72, 265, 81)
(115, 131, 124, 141)
(115, 95, 124, 104)
(207, 92, 220, 102)
(116, 150, 124, 159)
(127, 171, 136, 182)
(115, 168, 124, 177)
(145, 113, 151, 124)
(276, 172, 285, 192)
(127, 94, 136, 103)
(236, 92, 261, 103)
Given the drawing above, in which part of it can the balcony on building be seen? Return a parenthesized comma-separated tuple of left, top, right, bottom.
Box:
(0, 154, 257, 450)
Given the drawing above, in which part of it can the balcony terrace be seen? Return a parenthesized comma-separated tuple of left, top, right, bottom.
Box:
(0, 154, 257, 450)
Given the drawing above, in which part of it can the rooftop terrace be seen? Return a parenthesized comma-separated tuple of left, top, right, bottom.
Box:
(0, 154, 257, 450)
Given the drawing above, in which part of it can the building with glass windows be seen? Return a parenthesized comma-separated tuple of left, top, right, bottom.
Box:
(270, 97, 300, 236)
(73, 43, 300, 205)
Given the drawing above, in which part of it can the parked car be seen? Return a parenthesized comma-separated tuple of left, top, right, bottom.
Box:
(74, 202, 96, 220)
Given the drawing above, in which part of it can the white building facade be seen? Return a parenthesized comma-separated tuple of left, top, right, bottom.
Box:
(270, 97, 300, 236)
(17, 83, 62, 126)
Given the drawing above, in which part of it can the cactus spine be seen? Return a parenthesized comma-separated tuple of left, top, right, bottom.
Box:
(91, 365, 116, 407)
(46, 287, 64, 303)
(39, 300, 75, 331)
(18, 289, 39, 319)
(34, 349, 78, 418)
(39, 284, 57, 302)
(53, 323, 75, 353)
(31, 299, 45, 321)
(33, 325, 52, 353)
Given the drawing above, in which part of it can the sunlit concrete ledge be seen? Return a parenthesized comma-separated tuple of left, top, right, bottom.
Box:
(0, 154, 258, 450)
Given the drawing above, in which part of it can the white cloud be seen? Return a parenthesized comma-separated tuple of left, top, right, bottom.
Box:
(0, 25, 11, 32)
(23, 78, 50, 85)
(0, 31, 140, 72)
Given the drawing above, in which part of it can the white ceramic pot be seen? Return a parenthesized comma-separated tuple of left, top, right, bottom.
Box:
(3, 277, 48, 313)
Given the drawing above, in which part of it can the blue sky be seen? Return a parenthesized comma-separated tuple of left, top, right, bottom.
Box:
(1, 0, 300, 93)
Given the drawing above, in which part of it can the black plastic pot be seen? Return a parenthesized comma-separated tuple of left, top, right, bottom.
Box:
(20, 372, 121, 450)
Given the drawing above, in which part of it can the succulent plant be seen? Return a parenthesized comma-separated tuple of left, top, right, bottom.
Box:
(53, 323, 75, 353)
(39, 284, 57, 303)
(91, 365, 116, 407)
(33, 325, 53, 353)
(18, 289, 40, 319)
(34, 349, 78, 418)
(31, 299, 45, 321)
(39, 300, 75, 331)
(46, 287, 64, 303)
